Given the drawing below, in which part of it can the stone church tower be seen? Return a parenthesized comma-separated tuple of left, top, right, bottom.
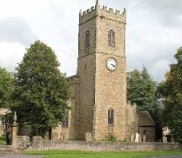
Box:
(67, 0, 128, 141)
(77, 1, 126, 141)
(52, 0, 155, 142)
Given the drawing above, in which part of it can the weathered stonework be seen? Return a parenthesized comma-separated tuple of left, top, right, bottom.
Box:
(0, 108, 9, 136)
(27, 139, 182, 151)
(125, 102, 138, 141)
(57, 0, 155, 142)
(75, 1, 127, 141)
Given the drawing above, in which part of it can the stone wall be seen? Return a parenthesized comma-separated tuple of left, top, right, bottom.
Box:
(138, 126, 155, 142)
(17, 136, 30, 150)
(125, 102, 138, 142)
(27, 137, 182, 151)
(0, 108, 9, 136)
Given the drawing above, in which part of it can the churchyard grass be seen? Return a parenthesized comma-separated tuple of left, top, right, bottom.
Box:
(24, 150, 182, 158)
(0, 136, 6, 144)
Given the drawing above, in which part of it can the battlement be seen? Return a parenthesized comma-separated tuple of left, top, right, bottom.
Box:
(79, 6, 95, 16)
(79, 5, 126, 24)
(67, 75, 79, 85)
(79, 5, 126, 16)
(102, 6, 126, 15)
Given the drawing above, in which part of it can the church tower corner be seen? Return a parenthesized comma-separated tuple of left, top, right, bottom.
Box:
(76, 1, 127, 141)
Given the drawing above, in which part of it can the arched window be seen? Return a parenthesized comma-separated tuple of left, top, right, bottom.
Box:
(108, 108, 114, 125)
(85, 30, 90, 48)
(108, 30, 115, 47)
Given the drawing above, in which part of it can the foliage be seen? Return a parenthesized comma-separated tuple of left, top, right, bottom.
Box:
(127, 67, 157, 113)
(0, 66, 13, 108)
(105, 134, 117, 142)
(158, 47, 182, 142)
(127, 67, 163, 140)
(24, 150, 182, 158)
(11, 41, 69, 136)
(0, 136, 6, 145)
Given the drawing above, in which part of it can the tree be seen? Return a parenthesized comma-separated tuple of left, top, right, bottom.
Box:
(127, 67, 163, 140)
(127, 67, 157, 113)
(0, 66, 13, 108)
(11, 41, 69, 137)
(158, 47, 182, 142)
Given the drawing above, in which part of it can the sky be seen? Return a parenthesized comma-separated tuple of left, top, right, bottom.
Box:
(0, 0, 182, 82)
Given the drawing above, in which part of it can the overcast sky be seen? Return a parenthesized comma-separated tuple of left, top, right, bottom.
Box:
(0, 0, 182, 82)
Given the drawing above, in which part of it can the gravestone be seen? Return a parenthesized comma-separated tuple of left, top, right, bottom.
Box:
(143, 135, 147, 142)
(135, 133, 139, 142)
(130, 133, 135, 142)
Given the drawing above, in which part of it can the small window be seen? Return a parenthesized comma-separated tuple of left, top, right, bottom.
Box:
(62, 111, 68, 127)
(108, 30, 115, 47)
(85, 30, 90, 48)
(108, 108, 114, 125)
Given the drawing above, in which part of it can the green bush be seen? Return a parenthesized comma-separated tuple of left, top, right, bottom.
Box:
(0, 136, 6, 145)
(106, 134, 117, 142)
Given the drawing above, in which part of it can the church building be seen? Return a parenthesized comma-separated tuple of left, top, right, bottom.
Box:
(52, 0, 155, 142)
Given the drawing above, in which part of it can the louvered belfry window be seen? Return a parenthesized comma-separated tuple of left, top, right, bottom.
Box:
(85, 30, 90, 48)
(108, 30, 115, 47)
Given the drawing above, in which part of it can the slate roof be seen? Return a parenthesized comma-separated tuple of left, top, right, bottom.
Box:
(138, 111, 155, 127)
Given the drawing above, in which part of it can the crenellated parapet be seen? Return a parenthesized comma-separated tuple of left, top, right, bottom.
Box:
(79, 5, 126, 25)
(67, 75, 79, 86)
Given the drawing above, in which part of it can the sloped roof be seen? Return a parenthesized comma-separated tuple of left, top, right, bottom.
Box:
(138, 111, 155, 127)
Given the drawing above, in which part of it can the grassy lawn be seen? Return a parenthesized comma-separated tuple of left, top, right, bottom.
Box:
(0, 136, 6, 145)
(24, 150, 182, 158)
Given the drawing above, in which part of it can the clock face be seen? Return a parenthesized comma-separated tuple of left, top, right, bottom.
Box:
(106, 58, 117, 71)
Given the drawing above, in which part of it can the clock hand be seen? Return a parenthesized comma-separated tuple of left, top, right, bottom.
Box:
(111, 63, 116, 67)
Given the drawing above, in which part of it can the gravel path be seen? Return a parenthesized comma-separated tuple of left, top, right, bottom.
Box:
(0, 154, 42, 158)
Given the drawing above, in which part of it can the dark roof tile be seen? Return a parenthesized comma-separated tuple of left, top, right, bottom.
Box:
(138, 111, 155, 127)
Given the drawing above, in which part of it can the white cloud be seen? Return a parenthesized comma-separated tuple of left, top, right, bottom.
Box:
(0, 17, 37, 45)
(0, 42, 25, 72)
(137, 0, 182, 28)
(151, 59, 171, 82)
(0, 0, 182, 81)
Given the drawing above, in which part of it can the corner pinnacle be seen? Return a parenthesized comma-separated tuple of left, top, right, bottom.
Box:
(96, 0, 99, 7)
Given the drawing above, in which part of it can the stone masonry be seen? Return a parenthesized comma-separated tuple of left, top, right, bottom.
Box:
(52, 0, 155, 142)
(75, 1, 127, 141)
